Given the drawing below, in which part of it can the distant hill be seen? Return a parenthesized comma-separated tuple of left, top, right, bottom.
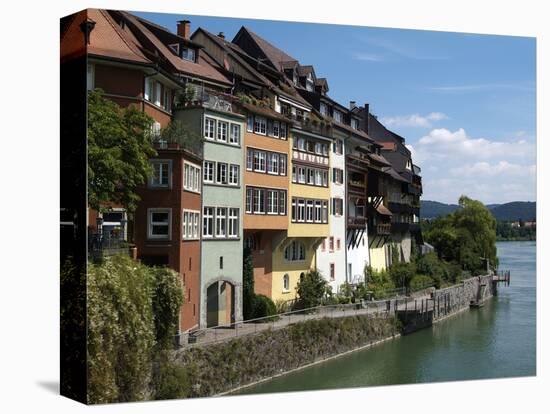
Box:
(420, 201, 459, 219)
(490, 202, 536, 221)
(420, 200, 536, 221)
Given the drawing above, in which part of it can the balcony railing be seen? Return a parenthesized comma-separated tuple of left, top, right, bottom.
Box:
(348, 216, 367, 228)
(391, 222, 410, 233)
(88, 233, 130, 261)
(373, 223, 391, 235)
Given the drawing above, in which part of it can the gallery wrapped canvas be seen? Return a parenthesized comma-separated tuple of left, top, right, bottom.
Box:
(60, 8, 535, 404)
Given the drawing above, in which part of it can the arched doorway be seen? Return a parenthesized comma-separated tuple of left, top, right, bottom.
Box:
(206, 280, 235, 328)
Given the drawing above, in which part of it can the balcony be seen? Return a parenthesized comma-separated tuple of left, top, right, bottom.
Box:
(175, 85, 234, 114)
(375, 223, 392, 235)
(348, 215, 367, 229)
(88, 232, 131, 262)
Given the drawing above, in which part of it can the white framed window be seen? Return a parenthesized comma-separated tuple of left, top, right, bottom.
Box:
(181, 47, 196, 62)
(298, 167, 306, 184)
(314, 201, 322, 223)
(351, 118, 359, 130)
(217, 120, 228, 142)
(314, 142, 322, 155)
(291, 198, 297, 221)
(306, 200, 314, 223)
(87, 64, 94, 91)
(279, 191, 286, 215)
(149, 160, 171, 188)
(268, 153, 279, 174)
(322, 170, 328, 187)
(254, 116, 267, 135)
(215, 207, 227, 237)
(203, 161, 214, 183)
(245, 188, 252, 213)
(279, 155, 287, 176)
(228, 208, 239, 238)
(229, 164, 239, 186)
(283, 274, 290, 291)
(229, 123, 241, 145)
(333, 139, 343, 154)
(253, 189, 265, 213)
(322, 201, 328, 223)
(147, 208, 171, 240)
(204, 117, 216, 140)
(203, 207, 214, 237)
(246, 149, 254, 171)
(182, 210, 200, 240)
(333, 109, 343, 123)
(267, 190, 278, 214)
(406, 159, 412, 170)
(284, 241, 305, 262)
(297, 199, 305, 222)
(257, 151, 266, 172)
(315, 170, 322, 186)
(216, 163, 228, 185)
(307, 169, 315, 185)
(320, 102, 328, 116)
(297, 138, 306, 151)
(247, 115, 254, 132)
(183, 162, 201, 193)
(292, 165, 297, 182)
(144, 77, 153, 101)
(154, 81, 162, 107)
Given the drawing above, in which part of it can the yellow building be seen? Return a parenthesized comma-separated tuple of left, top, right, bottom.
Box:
(270, 127, 331, 302)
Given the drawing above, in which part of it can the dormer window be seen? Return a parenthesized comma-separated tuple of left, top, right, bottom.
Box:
(406, 159, 412, 170)
(320, 102, 328, 116)
(306, 73, 314, 91)
(333, 109, 343, 123)
(169, 43, 180, 55)
(292, 72, 298, 85)
(351, 118, 359, 130)
(181, 47, 196, 62)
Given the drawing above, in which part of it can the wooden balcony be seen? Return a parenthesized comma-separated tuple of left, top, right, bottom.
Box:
(347, 216, 367, 229)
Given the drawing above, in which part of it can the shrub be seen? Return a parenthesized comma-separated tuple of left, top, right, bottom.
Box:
(296, 270, 329, 310)
(389, 261, 416, 290)
(251, 294, 277, 320)
(87, 255, 184, 404)
(274, 299, 290, 314)
(151, 266, 184, 349)
(410, 275, 434, 292)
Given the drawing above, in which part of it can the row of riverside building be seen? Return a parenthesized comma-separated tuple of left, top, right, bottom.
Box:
(61, 9, 424, 335)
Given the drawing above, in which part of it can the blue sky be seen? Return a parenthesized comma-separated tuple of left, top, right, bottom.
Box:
(133, 10, 536, 204)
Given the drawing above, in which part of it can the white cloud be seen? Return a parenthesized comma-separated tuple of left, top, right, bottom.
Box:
(380, 112, 448, 128)
(416, 128, 535, 161)
(411, 128, 536, 204)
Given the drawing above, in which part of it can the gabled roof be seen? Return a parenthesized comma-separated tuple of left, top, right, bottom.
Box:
(315, 77, 329, 93)
(233, 26, 297, 71)
(61, 9, 152, 64)
(117, 11, 232, 86)
(297, 65, 315, 78)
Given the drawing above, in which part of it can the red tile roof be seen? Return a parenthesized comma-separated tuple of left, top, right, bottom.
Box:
(61, 9, 152, 64)
(120, 11, 232, 87)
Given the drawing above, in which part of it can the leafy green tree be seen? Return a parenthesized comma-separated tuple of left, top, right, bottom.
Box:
(296, 270, 329, 309)
(88, 89, 156, 212)
(389, 261, 416, 291)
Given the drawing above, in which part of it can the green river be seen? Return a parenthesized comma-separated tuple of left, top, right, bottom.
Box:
(235, 241, 536, 395)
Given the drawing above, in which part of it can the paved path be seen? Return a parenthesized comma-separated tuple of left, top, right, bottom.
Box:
(185, 294, 432, 347)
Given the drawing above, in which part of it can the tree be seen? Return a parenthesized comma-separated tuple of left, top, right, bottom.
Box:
(88, 89, 156, 213)
(424, 195, 498, 275)
(296, 270, 328, 309)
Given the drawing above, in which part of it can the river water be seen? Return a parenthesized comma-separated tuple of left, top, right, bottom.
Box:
(236, 241, 536, 395)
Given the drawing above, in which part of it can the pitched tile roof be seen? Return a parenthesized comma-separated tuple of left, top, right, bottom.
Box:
(61, 9, 151, 64)
(234, 27, 297, 70)
(118, 11, 232, 86)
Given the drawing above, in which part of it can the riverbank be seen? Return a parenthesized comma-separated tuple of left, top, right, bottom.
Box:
(236, 241, 534, 395)
(165, 273, 499, 398)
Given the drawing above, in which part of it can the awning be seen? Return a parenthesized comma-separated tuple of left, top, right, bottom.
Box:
(376, 204, 393, 216)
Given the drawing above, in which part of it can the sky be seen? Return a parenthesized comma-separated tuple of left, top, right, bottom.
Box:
(133, 10, 536, 205)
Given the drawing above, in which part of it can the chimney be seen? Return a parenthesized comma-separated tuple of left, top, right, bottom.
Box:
(350, 101, 357, 110)
(177, 20, 191, 39)
(218, 32, 225, 40)
(364, 103, 370, 134)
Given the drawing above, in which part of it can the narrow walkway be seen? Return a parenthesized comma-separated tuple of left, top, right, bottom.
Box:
(186, 294, 432, 347)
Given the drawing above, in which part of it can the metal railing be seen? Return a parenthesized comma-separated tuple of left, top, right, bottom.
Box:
(183, 295, 433, 348)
